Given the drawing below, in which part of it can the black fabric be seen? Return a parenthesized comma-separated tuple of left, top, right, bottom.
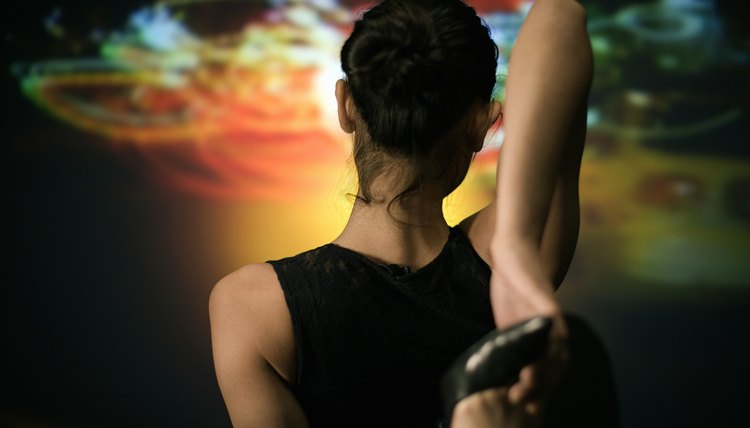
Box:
(268, 227, 495, 428)
(545, 314, 621, 428)
(268, 227, 620, 428)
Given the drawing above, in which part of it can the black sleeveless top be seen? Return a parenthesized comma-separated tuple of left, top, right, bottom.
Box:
(268, 227, 495, 428)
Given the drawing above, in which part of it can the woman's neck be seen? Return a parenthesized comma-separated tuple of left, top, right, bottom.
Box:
(333, 188, 450, 271)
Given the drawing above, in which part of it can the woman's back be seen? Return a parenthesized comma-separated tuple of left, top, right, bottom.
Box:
(268, 226, 494, 427)
(210, 0, 601, 426)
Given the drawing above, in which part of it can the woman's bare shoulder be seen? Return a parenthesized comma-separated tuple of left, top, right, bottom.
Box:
(209, 262, 296, 383)
(457, 200, 497, 267)
(209, 263, 305, 426)
(210, 263, 280, 303)
(209, 263, 283, 325)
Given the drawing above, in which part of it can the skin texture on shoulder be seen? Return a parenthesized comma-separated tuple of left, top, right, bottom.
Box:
(209, 263, 307, 428)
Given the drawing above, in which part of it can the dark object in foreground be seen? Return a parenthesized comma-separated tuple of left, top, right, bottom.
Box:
(439, 316, 553, 422)
(438, 314, 620, 428)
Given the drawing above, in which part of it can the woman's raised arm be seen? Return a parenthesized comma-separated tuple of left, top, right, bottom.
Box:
(488, 0, 593, 409)
(491, 0, 592, 327)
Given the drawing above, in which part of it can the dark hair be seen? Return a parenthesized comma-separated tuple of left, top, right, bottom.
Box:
(340, 0, 498, 213)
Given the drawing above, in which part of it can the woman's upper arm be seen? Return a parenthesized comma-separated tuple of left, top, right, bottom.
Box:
(493, 0, 591, 246)
(209, 264, 308, 428)
(460, 0, 591, 271)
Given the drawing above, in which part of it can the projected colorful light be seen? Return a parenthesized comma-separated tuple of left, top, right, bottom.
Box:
(15, 0, 529, 200)
(12, 0, 750, 286)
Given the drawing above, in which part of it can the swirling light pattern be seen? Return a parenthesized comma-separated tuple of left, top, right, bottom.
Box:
(17, 0, 747, 285)
(15, 0, 529, 200)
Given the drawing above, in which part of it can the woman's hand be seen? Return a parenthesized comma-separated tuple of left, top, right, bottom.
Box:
(451, 387, 543, 428)
(489, 243, 571, 410)
(507, 314, 569, 411)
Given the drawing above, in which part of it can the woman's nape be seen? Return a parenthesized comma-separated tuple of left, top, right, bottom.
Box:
(334, 78, 502, 219)
(332, 0, 502, 271)
(332, 79, 501, 272)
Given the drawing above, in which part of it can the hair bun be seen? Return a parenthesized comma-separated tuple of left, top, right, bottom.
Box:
(370, 31, 440, 102)
(345, 6, 441, 103)
(341, 0, 497, 155)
